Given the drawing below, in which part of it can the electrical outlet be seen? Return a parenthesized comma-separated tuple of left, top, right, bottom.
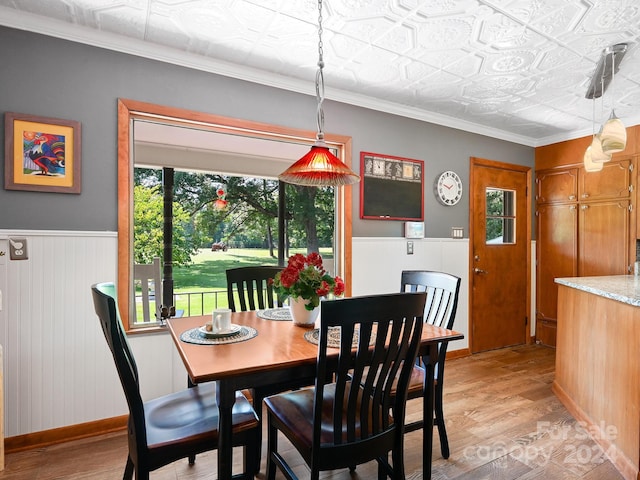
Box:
(407, 241, 414, 255)
(9, 237, 28, 260)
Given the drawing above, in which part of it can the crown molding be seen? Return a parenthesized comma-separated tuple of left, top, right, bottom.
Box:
(0, 7, 546, 148)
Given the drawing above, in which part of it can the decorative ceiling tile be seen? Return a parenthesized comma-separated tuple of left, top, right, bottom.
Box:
(2, 0, 640, 145)
(580, 1, 640, 32)
(415, 17, 475, 50)
(476, 14, 547, 49)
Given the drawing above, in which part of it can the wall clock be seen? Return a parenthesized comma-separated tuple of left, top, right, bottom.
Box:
(435, 170, 463, 206)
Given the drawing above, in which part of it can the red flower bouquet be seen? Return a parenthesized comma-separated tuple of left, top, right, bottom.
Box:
(271, 253, 345, 311)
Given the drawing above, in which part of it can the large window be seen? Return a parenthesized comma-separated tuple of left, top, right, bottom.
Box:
(117, 99, 353, 331)
(131, 166, 336, 326)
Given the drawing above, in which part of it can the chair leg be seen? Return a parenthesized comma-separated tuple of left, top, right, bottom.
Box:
(123, 456, 134, 480)
(252, 387, 266, 474)
(266, 415, 278, 480)
(434, 382, 450, 459)
(244, 426, 260, 478)
(187, 376, 198, 466)
(135, 464, 149, 480)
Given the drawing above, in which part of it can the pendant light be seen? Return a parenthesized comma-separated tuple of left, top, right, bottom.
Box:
(583, 146, 602, 173)
(279, 0, 360, 187)
(584, 94, 604, 172)
(600, 43, 627, 155)
(591, 80, 611, 164)
(600, 44, 627, 154)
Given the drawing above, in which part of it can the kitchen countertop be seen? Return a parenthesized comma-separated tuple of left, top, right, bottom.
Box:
(555, 275, 640, 307)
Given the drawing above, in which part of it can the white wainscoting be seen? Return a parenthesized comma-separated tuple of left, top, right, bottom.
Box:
(352, 237, 470, 351)
(0, 229, 192, 438)
(0, 231, 535, 438)
(0, 230, 124, 437)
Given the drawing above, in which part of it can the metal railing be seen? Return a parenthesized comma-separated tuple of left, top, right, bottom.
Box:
(133, 288, 228, 324)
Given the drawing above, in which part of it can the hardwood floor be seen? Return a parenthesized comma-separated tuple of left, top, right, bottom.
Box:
(0, 345, 623, 479)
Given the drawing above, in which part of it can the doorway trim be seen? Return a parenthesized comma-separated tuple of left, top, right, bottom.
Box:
(468, 157, 532, 352)
(117, 98, 354, 330)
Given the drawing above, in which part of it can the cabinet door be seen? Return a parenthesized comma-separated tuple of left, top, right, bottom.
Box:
(536, 168, 578, 204)
(578, 200, 630, 276)
(536, 203, 578, 325)
(579, 158, 631, 201)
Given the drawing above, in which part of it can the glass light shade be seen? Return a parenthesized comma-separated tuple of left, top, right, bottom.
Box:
(600, 111, 627, 154)
(590, 134, 611, 163)
(279, 144, 360, 186)
(583, 146, 603, 172)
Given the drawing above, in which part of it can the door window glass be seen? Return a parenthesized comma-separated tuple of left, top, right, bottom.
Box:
(486, 188, 515, 244)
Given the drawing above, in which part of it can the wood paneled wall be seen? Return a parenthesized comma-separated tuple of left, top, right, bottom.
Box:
(536, 125, 640, 170)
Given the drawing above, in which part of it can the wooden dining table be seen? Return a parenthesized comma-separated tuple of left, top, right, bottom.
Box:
(166, 309, 463, 480)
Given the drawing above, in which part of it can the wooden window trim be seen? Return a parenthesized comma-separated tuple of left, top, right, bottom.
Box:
(117, 98, 353, 331)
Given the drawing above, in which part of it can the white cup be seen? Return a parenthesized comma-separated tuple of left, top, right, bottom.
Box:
(211, 308, 232, 333)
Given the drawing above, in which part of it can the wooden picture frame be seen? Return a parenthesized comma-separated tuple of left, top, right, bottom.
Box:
(360, 151, 424, 221)
(4, 112, 81, 194)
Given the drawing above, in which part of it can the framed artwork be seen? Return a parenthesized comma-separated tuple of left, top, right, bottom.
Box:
(360, 151, 424, 221)
(4, 112, 81, 193)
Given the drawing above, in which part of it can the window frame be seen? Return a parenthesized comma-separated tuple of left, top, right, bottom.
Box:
(117, 98, 354, 332)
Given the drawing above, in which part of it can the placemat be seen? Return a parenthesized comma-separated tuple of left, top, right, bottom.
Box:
(304, 327, 375, 349)
(180, 325, 258, 345)
(257, 307, 292, 321)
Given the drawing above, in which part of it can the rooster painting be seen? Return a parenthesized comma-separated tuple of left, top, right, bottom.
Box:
(22, 131, 66, 176)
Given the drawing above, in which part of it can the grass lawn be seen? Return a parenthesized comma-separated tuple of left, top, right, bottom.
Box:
(135, 247, 333, 320)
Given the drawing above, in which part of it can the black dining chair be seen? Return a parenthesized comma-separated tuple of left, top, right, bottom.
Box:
(226, 265, 317, 473)
(91, 282, 260, 480)
(226, 266, 284, 312)
(401, 270, 461, 459)
(265, 292, 427, 480)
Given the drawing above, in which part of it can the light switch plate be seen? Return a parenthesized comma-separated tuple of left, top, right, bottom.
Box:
(451, 227, 464, 239)
(407, 241, 414, 255)
(9, 237, 28, 260)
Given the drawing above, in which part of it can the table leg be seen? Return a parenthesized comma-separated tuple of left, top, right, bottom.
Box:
(217, 380, 236, 480)
(422, 344, 437, 480)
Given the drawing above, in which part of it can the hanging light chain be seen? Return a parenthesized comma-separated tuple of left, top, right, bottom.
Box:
(315, 0, 326, 141)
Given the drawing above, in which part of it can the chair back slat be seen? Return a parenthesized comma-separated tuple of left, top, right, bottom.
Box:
(226, 266, 283, 312)
(401, 270, 461, 372)
(314, 292, 426, 454)
(401, 270, 460, 330)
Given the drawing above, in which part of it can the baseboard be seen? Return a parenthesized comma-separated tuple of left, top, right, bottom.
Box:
(446, 348, 470, 360)
(6, 351, 474, 455)
(5, 415, 128, 454)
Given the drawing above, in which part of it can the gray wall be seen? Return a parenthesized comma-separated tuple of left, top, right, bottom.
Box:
(0, 26, 534, 238)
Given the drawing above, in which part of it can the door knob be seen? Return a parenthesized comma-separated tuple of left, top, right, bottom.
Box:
(473, 268, 488, 274)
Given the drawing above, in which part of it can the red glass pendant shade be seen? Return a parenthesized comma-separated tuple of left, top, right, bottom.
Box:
(279, 143, 359, 186)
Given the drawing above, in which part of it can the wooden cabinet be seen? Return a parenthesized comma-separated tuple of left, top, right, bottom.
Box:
(535, 168, 577, 204)
(535, 203, 577, 346)
(535, 157, 634, 346)
(578, 199, 630, 276)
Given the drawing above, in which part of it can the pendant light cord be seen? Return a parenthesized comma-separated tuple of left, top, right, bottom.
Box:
(315, 0, 326, 142)
(610, 49, 616, 115)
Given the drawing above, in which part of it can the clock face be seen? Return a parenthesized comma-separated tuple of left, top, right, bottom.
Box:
(435, 171, 463, 206)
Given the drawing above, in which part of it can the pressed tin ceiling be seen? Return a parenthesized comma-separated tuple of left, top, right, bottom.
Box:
(1, 0, 640, 147)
